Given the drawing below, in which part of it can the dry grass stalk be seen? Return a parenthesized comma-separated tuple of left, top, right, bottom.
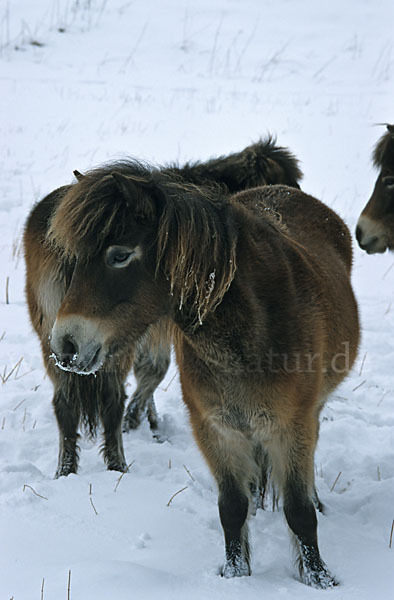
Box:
(167, 486, 188, 507)
(159, 372, 177, 392)
(5, 276, 9, 304)
(114, 461, 135, 492)
(15, 367, 35, 381)
(382, 261, 394, 279)
(89, 497, 98, 515)
(359, 352, 367, 376)
(23, 484, 48, 500)
(67, 570, 71, 600)
(352, 379, 366, 392)
(390, 519, 394, 549)
(330, 471, 342, 493)
(377, 391, 389, 406)
(13, 398, 26, 411)
(88, 483, 98, 514)
(183, 464, 195, 482)
(1, 357, 24, 384)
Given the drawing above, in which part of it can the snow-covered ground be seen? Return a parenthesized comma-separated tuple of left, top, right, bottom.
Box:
(1, 1, 393, 598)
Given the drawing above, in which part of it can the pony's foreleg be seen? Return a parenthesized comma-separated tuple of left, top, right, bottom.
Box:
(190, 412, 252, 577)
(100, 382, 128, 472)
(273, 425, 337, 589)
(312, 412, 325, 514)
(123, 338, 171, 433)
(218, 472, 251, 577)
(53, 385, 81, 478)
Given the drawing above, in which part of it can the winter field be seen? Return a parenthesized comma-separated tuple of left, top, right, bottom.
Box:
(0, 1, 393, 598)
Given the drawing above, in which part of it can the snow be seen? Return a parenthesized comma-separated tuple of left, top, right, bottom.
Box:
(1, 0, 393, 598)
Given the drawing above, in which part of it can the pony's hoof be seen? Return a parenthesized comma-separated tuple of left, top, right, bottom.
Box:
(301, 567, 338, 589)
(107, 461, 128, 473)
(221, 558, 251, 578)
(54, 466, 76, 478)
(123, 411, 141, 433)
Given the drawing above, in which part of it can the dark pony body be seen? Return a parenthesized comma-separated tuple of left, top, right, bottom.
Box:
(25, 152, 359, 586)
(356, 124, 394, 253)
(24, 136, 302, 475)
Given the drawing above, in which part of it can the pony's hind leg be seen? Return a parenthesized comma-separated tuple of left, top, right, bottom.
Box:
(53, 384, 81, 478)
(313, 487, 325, 514)
(250, 444, 269, 513)
(271, 424, 337, 589)
(123, 337, 171, 434)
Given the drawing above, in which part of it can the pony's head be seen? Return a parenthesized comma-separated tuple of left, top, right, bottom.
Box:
(356, 124, 394, 254)
(48, 162, 237, 374)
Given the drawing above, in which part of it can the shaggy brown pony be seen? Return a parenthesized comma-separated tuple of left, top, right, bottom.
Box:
(39, 161, 358, 587)
(356, 124, 394, 253)
(24, 137, 302, 479)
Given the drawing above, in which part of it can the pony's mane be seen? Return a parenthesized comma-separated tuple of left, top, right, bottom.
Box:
(169, 135, 303, 191)
(48, 160, 238, 327)
(155, 178, 237, 327)
(373, 126, 394, 169)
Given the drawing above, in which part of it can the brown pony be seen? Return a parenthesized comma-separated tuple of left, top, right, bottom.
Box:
(24, 136, 302, 479)
(356, 124, 394, 253)
(35, 161, 359, 587)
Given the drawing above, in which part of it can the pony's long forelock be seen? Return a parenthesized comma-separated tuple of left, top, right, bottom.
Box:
(47, 179, 122, 259)
(373, 127, 394, 169)
(156, 181, 238, 327)
(46, 161, 238, 327)
(46, 161, 153, 259)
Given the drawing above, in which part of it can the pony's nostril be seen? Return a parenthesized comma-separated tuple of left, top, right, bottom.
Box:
(364, 236, 378, 251)
(355, 225, 379, 251)
(61, 335, 78, 363)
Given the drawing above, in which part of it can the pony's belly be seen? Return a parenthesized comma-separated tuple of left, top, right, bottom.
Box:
(206, 406, 280, 446)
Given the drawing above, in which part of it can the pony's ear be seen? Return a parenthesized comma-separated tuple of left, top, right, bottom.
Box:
(111, 172, 156, 221)
(387, 124, 394, 137)
(73, 169, 85, 181)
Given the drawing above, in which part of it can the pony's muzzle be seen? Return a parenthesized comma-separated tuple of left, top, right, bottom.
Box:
(355, 218, 387, 254)
(50, 317, 107, 375)
(355, 225, 378, 253)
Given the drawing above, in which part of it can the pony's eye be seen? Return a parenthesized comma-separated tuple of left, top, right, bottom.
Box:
(105, 246, 141, 268)
(113, 251, 131, 265)
(383, 176, 394, 188)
